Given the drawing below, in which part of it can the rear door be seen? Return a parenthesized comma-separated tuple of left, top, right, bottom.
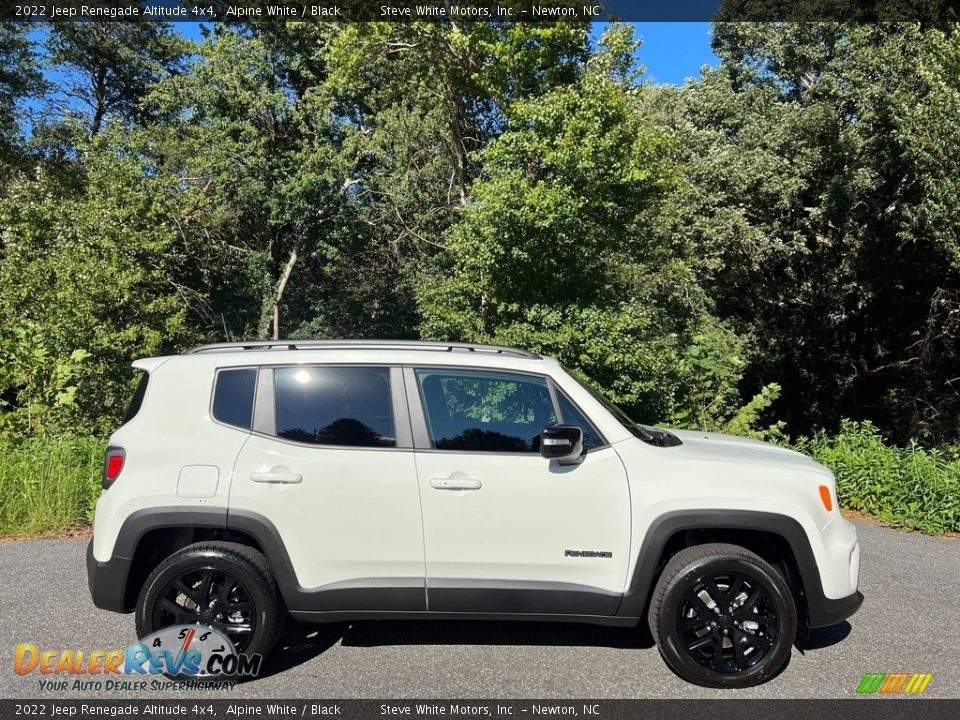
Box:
(229, 365, 425, 612)
(407, 366, 631, 615)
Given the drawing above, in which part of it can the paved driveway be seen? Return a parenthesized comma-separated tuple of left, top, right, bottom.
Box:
(1, 518, 956, 698)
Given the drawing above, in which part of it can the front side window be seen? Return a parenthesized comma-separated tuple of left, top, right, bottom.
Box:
(416, 369, 557, 452)
(274, 366, 395, 447)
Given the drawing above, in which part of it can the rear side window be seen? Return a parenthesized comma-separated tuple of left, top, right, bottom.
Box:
(120, 371, 149, 426)
(274, 366, 395, 447)
(213, 368, 257, 429)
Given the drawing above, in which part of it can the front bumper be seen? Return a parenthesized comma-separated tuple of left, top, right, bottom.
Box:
(802, 515, 862, 627)
(86, 539, 133, 613)
(806, 589, 864, 629)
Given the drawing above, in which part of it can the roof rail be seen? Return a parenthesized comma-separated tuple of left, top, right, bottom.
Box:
(185, 339, 541, 360)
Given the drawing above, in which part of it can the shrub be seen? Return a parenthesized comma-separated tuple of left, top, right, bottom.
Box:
(0, 435, 104, 536)
(799, 420, 960, 535)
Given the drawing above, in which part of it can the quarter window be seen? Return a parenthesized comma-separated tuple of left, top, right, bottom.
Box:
(212, 368, 257, 430)
(556, 390, 605, 450)
(121, 370, 149, 427)
(274, 367, 395, 447)
(416, 369, 557, 452)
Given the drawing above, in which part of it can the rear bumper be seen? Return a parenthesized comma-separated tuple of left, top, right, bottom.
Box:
(86, 539, 132, 613)
(806, 589, 864, 629)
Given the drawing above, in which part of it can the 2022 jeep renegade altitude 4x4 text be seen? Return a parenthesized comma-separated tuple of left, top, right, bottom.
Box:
(87, 340, 863, 688)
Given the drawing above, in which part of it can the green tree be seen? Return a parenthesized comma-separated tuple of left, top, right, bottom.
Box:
(146, 22, 592, 343)
(0, 22, 41, 181)
(674, 22, 960, 441)
(44, 22, 190, 136)
(147, 24, 361, 341)
(0, 126, 197, 435)
(419, 25, 756, 425)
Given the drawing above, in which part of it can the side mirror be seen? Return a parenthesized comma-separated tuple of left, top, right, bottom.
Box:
(540, 424, 584, 465)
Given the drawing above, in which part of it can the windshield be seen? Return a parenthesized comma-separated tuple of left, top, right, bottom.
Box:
(562, 367, 654, 441)
(563, 367, 682, 447)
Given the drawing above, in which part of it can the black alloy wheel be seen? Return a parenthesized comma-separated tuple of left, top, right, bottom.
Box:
(136, 541, 282, 668)
(677, 570, 779, 674)
(152, 566, 258, 652)
(649, 543, 797, 688)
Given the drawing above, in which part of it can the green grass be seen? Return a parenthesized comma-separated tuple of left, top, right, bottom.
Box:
(799, 420, 960, 535)
(0, 435, 104, 536)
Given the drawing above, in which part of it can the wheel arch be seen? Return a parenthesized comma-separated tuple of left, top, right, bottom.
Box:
(617, 510, 822, 627)
(91, 507, 269, 612)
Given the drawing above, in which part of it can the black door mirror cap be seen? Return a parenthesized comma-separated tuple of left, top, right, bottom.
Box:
(540, 424, 584, 465)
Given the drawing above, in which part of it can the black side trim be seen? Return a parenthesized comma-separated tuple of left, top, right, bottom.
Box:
(227, 509, 426, 612)
(289, 610, 639, 626)
(87, 507, 227, 613)
(617, 510, 862, 629)
(427, 579, 621, 615)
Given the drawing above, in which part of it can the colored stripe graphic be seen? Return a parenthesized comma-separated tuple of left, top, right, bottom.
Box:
(857, 673, 932, 694)
(912, 674, 933, 694)
(856, 673, 885, 693)
(880, 673, 908, 693)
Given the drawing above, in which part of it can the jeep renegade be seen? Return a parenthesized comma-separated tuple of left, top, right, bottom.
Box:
(87, 340, 863, 688)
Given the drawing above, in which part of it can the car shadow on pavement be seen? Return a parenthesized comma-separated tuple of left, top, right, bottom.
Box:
(795, 621, 852, 652)
(252, 620, 346, 679)
(253, 618, 655, 679)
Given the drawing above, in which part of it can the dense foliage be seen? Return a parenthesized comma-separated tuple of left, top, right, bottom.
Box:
(802, 422, 960, 534)
(1, 20, 959, 453)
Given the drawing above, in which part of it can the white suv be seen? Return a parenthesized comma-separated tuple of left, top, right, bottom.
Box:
(87, 340, 862, 688)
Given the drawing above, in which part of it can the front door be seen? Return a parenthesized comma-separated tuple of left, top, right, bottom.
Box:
(229, 365, 425, 613)
(408, 367, 631, 615)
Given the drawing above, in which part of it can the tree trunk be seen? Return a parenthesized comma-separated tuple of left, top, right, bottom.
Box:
(260, 246, 298, 340)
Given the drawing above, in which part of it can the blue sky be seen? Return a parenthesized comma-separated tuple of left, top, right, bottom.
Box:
(631, 22, 718, 84)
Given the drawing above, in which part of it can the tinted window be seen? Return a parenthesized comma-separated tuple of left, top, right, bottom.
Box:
(557, 391, 604, 451)
(417, 369, 557, 452)
(274, 367, 395, 447)
(213, 368, 257, 429)
(120, 371, 149, 426)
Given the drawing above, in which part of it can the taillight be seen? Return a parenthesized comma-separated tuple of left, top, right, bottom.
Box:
(103, 447, 125, 490)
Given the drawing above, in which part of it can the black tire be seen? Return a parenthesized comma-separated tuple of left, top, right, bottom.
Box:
(648, 543, 797, 688)
(136, 541, 282, 672)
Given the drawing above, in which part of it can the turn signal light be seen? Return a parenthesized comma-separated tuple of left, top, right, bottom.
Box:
(818, 484, 833, 512)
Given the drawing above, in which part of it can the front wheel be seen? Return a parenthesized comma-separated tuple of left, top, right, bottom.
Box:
(648, 543, 797, 688)
(136, 541, 282, 666)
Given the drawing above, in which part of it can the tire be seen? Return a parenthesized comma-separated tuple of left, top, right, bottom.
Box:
(135, 541, 282, 672)
(648, 543, 797, 688)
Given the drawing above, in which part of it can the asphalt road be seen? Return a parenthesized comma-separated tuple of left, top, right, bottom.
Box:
(1, 518, 957, 700)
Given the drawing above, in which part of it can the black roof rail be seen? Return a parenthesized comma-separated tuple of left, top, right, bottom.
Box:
(185, 339, 541, 360)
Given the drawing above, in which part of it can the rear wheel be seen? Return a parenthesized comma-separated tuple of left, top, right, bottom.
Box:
(648, 543, 797, 688)
(136, 541, 281, 663)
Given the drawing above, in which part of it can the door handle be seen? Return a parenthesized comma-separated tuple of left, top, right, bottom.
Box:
(430, 477, 482, 490)
(250, 470, 303, 484)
